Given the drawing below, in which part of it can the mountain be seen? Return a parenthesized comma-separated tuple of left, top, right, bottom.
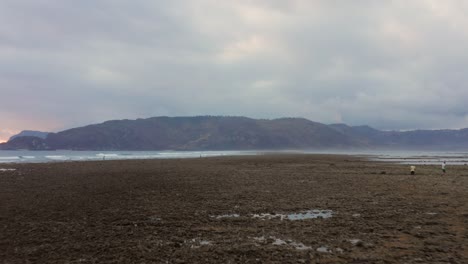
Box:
(0, 136, 51, 150)
(9, 130, 49, 141)
(1, 116, 468, 150)
(44, 116, 360, 150)
(329, 124, 381, 145)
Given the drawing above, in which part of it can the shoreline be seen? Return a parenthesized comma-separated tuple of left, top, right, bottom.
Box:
(2, 149, 468, 165)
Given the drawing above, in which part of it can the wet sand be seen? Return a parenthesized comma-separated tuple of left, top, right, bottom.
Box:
(1, 154, 467, 263)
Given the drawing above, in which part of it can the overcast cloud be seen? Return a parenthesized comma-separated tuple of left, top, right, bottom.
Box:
(1, 0, 468, 141)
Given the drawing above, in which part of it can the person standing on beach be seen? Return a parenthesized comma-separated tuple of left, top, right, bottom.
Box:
(410, 165, 416, 175)
(442, 161, 446, 174)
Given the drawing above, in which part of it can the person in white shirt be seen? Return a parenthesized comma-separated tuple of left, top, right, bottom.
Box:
(410, 166, 416, 175)
(441, 161, 446, 174)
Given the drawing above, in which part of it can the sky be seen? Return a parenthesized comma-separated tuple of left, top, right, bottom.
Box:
(2, 0, 468, 142)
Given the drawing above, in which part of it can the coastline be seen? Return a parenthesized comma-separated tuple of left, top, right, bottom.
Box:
(1, 154, 467, 263)
(3, 149, 468, 165)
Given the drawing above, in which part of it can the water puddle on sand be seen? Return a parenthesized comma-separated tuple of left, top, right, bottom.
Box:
(148, 216, 162, 223)
(254, 237, 338, 253)
(0, 168, 16, 172)
(253, 236, 312, 250)
(211, 210, 333, 221)
(316, 246, 331, 253)
(253, 210, 333, 221)
(287, 210, 333, 220)
(185, 238, 213, 249)
(210, 214, 240, 219)
(349, 239, 362, 246)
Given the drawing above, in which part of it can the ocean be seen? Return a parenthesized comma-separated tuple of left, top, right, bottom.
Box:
(1, 149, 468, 164)
(0, 150, 258, 163)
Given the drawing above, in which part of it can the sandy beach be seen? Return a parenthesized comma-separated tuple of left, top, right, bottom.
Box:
(1, 154, 467, 263)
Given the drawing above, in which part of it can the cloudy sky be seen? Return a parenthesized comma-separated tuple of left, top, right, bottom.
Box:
(1, 0, 468, 142)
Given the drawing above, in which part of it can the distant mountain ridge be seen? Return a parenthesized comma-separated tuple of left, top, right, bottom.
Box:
(1, 116, 468, 150)
(9, 130, 49, 141)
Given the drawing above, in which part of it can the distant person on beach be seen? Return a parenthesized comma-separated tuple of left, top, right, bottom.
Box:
(442, 161, 446, 174)
(410, 166, 415, 175)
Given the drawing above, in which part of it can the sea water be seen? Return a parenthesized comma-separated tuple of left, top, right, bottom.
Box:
(301, 149, 468, 165)
(0, 150, 258, 163)
(1, 149, 467, 164)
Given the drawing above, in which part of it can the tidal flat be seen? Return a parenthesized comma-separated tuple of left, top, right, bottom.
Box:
(1, 154, 467, 263)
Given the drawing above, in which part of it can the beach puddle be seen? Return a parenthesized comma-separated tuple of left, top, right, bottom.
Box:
(349, 239, 362, 246)
(316, 246, 331, 253)
(253, 236, 312, 250)
(148, 216, 162, 223)
(0, 168, 16, 172)
(211, 214, 240, 219)
(252, 213, 281, 220)
(186, 238, 213, 249)
(253, 209, 333, 221)
(287, 210, 333, 220)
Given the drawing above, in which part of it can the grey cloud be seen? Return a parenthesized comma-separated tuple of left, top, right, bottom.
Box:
(2, 0, 468, 134)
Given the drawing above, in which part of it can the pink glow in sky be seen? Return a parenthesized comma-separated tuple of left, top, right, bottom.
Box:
(2, 1, 468, 132)
(0, 129, 17, 143)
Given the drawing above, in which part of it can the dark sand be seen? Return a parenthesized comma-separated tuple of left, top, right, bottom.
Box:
(1, 154, 467, 263)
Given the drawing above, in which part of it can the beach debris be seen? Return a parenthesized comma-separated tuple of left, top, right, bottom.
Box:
(352, 213, 361, 218)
